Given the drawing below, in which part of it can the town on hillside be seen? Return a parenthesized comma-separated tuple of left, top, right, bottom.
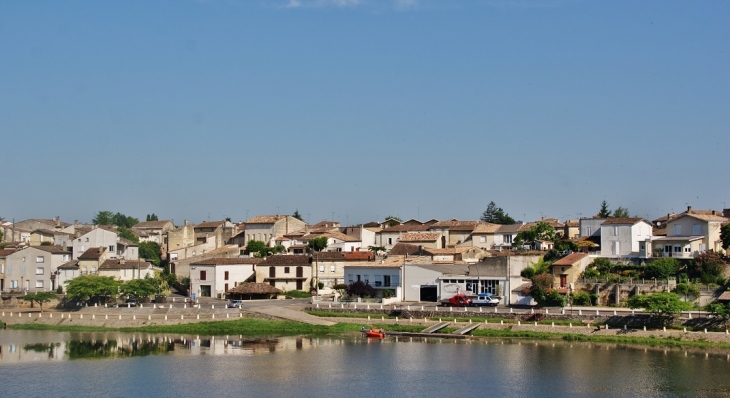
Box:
(1, 203, 730, 310)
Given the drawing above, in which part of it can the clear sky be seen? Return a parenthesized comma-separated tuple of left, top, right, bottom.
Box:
(1, 0, 728, 225)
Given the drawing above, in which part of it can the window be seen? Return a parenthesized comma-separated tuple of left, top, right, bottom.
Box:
(36, 280, 44, 288)
(10, 280, 18, 289)
(674, 246, 681, 253)
(503, 235, 513, 244)
(319, 265, 324, 273)
(22, 257, 26, 262)
(36, 256, 45, 263)
(91, 267, 96, 274)
(480, 236, 486, 243)
(693, 224, 701, 235)
(20, 266, 25, 276)
(388, 238, 392, 245)
(673, 225, 682, 235)
(383, 275, 390, 287)
(330, 265, 335, 273)
(224, 271, 229, 280)
(613, 226, 618, 236)
(35, 267, 44, 275)
(85, 237, 89, 242)
(284, 267, 291, 274)
(684, 247, 691, 253)
(109, 245, 114, 252)
(586, 227, 592, 236)
(6, 265, 11, 275)
(200, 270, 207, 280)
(364, 275, 369, 283)
(80, 246, 84, 252)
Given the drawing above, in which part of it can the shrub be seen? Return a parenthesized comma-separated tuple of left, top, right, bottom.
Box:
(643, 258, 680, 279)
(572, 292, 591, 306)
(582, 268, 600, 279)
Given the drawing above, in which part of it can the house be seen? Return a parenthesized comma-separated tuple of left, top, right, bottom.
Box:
(376, 224, 431, 250)
(534, 240, 554, 251)
(256, 255, 312, 291)
(422, 247, 486, 263)
(311, 251, 374, 290)
(72, 226, 139, 260)
(189, 257, 259, 299)
(169, 244, 241, 278)
(166, 221, 237, 262)
(599, 218, 653, 259)
(131, 220, 175, 247)
(428, 220, 479, 247)
(56, 260, 80, 292)
(0, 248, 18, 292)
(12, 217, 70, 234)
(302, 230, 362, 252)
(551, 252, 591, 290)
(4, 246, 71, 292)
(398, 232, 443, 249)
(563, 220, 580, 239)
(647, 207, 729, 259)
(404, 263, 470, 302)
(77, 247, 110, 276)
(0, 225, 30, 244)
(579, 217, 606, 239)
(98, 259, 154, 282)
(244, 215, 307, 247)
(343, 260, 403, 301)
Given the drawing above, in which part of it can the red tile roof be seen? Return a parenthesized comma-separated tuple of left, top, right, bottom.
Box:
(553, 252, 589, 266)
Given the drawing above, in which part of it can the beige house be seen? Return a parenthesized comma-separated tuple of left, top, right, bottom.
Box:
(0, 248, 16, 292)
(429, 220, 479, 247)
(311, 251, 375, 289)
(166, 220, 237, 262)
(399, 232, 443, 249)
(470, 222, 527, 250)
(256, 255, 312, 291)
(132, 220, 175, 247)
(647, 208, 728, 258)
(376, 224, 431, 250)
(4, 246, 71, 292)
(551, 252, 591, 290)
(77, 247, 110, 276)
(98, 259, 154, 281)
(244, 215, 307, 247)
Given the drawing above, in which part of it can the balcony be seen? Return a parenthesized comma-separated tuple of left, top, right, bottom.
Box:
(662, 252, 695, 259)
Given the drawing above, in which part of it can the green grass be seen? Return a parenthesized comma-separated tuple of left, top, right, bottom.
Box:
(282, 290, 312, 299)
(307, 310, 396, 319)
(9, 318, 364, 336)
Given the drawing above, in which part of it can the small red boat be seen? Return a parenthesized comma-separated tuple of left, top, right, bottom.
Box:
(363, 328, 385, 338)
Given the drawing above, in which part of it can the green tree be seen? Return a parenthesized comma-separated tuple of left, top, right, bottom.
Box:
(113, 213, 139, 228)
(368, 245, 386, 257)
(690, 251, 726, 283)
(117, 226, 140, 244)
(520, 258, 551, 279)
(65, 275, 120, 303)
(643, 258, 681, 279)
(673, 282, 699, 301)
(120, 278, 157, 299)
(146, 213, 159, 221)
(627, 292, 693, 325)
(23, 292, 56, 313)
(480, 201, 516, 224)
(346, 281, 375, 298)
(529, 274, 566, 307)
(293, 210, 303, 221)
(705, 301, 730, 329)
(308, 236, 329, 252)
(612, 207, 630, 218)
(245, 240, 267, 256)
(721, 223, 730, 251)
(514, 221, 557, 248)
(93, 211, 115, 225)
(598, 200, 611, 218)
(138, 241, 161, 266)
(589, 258, 615, 275)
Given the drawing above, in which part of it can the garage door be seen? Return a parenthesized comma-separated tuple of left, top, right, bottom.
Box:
(420, 286, 438, 302)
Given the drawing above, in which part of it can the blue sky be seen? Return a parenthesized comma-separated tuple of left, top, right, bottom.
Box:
(1, 0, 728, 225)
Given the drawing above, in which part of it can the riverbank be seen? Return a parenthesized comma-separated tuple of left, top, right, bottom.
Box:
(6, 311, 730, 350)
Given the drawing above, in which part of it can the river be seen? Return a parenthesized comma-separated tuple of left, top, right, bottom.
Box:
(1, 330, 729, 397)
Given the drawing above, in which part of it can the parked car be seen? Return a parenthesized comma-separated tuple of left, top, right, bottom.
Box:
(470, 293, 500, 307)
(227, 300, 244, 309)
(439, 293, 472, 307)
(124, 299, 139, 307)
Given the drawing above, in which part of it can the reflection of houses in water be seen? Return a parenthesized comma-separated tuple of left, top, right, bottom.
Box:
(0, 334, 347, 363)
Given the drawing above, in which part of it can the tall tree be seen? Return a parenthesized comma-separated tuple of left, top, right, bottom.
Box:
(120, 278, 158, 299)
(65, 275, 120, 303)
(690, 251, 726, 283)
(721, 223, 730, 251)
(146, 213, 159, 222)
(612, 207, 630, 218)
(480, 201, 515, 224)
(138, 241, 161, 266)
(23, 292, 56, 313)
(292, 210, 303, 221)
(117, 226, 140, 244)
(514, 221, 557, 247)
(245, 240, 267, 256)
(308, 236, 329, 252)
(93, 211, 115, 225)
(627, 292, 693, 325)
(598, 200, 611, 218)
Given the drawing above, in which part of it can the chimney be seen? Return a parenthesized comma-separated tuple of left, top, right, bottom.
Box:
(712, 210, 716, 216)
(687, 205, 692, 213)
(724, 209, 730, 218)
(184, 220, 189, 226)
(55, 216, 61, 227)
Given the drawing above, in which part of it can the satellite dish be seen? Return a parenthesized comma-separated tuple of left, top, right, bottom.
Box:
(657, 222, 661, 226)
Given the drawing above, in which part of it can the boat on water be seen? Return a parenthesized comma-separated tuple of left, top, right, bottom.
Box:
(361, 327, 385, 338)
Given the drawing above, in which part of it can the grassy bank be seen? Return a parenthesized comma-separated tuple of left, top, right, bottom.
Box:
(8, 318, 363, 336)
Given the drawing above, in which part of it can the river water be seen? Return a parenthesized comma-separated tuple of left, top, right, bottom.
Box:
(1, 330, 730, 397)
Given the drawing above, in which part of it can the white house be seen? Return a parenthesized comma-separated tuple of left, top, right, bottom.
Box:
(599, 218, 653, 259)
(73, 227, 138, 260)
(98, 259, 154, 282)
(189, 257, 259, 299)
(343, 262, 402, 301)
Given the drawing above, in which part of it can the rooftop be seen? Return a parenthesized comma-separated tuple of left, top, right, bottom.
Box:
(191, 257, 263, 265)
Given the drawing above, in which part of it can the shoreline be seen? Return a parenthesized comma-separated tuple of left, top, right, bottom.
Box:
(5, 311, 730, 350)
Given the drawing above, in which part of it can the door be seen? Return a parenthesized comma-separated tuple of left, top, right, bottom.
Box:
(296, 280, 303, 290)
(560, 275, 567, 288)
(200, 285, 211, 297)
(420, 286, 437, 302)
(24, 280, 30, 291)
